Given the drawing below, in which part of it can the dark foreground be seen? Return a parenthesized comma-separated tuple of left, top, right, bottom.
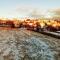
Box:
(0, 28, 60, 60)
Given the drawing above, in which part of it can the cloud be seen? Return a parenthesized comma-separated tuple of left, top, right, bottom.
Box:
(16, 5, 33, 14)
(12, 5, 60, 18)
(15, 5, 46, 18)
(48, 8, 60, 18)
(53, 9, 60, 15)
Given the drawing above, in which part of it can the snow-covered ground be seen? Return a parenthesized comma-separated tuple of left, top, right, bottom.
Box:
(0, 29, 60, 60)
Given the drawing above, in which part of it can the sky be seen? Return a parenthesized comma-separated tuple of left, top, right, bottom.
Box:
(0, 0, 60, 18)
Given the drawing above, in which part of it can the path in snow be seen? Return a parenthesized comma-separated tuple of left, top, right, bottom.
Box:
(0, 29, 59, 60)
